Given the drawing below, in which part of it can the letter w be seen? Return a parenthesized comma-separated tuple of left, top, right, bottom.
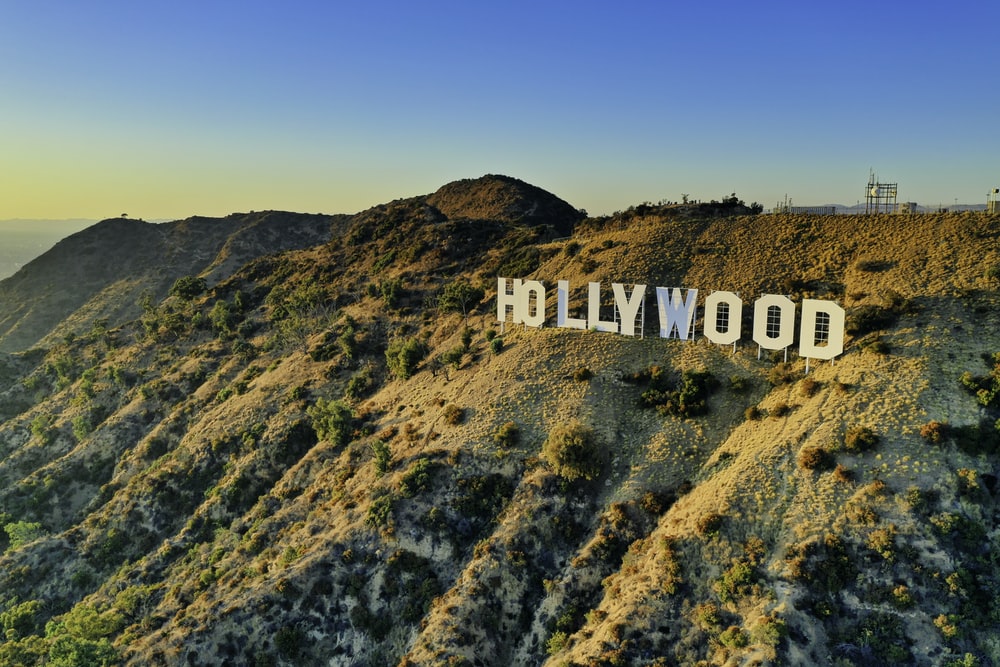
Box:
(656, 288, 698, 339)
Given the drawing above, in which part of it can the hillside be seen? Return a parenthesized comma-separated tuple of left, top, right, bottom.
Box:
(0, 178, 998, 666)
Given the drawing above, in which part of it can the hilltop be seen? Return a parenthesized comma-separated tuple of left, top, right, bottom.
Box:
(0, 175, 998, 666)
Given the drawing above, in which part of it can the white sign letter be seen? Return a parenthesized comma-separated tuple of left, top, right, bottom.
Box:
(752, 294, 795, 350)
(518, 280, 546, 328)
(588, 282, 618, 333)
(497, 277, 521, 323)
(557, 280, 587, 330)
(703, 291, 742, 345)
(656, 288, 698, 339)
(613, 283, 646, 337)
(799, 299, 845, 360)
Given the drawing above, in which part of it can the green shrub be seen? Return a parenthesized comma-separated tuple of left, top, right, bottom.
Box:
(307, 398, 353, 448)
(30, 414, 55, 445)
(344, 366, 376, 401)
(71, 415, 93, 442)
(274, 625, 306, 660)
(541, 422, 605, 482)
(366, 494, 394, 529)
(714, 560, 756, 603)
(846, 304, 898, 336)
(399, 458, 439, 498)
(169, 275, 207, 301)
(379, 278, 403, 309)
(489, 337, 503, 355)
(371, 440, 391, 477)
(4, 521, 46, 551)
(385, 337, 427, 380)
(439, 345, 465, 369)
(0, 598, 44, 639)
(718, 625, 749, 648)
(639, 367, 719, 417)
(546, 630, 569, 655)
(751, 614, 786, 647)
(729, 375, 751, 393)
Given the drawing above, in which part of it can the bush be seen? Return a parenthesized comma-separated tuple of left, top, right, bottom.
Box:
(371, 440, 391, 477)
(399, 458, 439, 498)
(169, 275, 207, 301)
(386, 337, 427, 380)
(798, 446, 834, 471)
(844, 426, 879, 453)
(541, 422, 605, 482)
(846, 305, 898, 337)
(751, 615, 787, 647)
(714, 560, 756, 603)
(920, 420, 949, 444)
(307, 398, 353, 448)
(493, 421, 520, 448)
(366, 494, 394, 529)
(729, 375, 751, 393)
(718, 626, 749, 648)
(639, 368, 719, 417)
(443, 404, 465, 425)
(4, 521, 46, 551)
(767, 363, 799, 386)
(490, 337, 503, 355)
(800, 377, 821, 397)
(770, 403, 792, 418)
(695, 512, 724, 537)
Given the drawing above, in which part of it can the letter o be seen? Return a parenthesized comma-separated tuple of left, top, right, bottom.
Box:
(752, 294, 795, 350)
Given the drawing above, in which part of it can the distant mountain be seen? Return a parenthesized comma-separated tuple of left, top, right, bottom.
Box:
(0, 178, 999, 666)
(0, 219, 94, 280)
(0, 212, 338, 353)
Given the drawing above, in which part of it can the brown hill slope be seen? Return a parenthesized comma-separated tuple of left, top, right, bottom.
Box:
(0, 211, 338, 353)
(0, 187, 998, 666)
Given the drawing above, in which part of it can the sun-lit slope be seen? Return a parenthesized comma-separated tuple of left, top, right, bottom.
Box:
(0, 184, 998, 666)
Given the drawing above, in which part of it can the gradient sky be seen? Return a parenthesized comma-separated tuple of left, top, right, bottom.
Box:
(2, 1, 998, 220)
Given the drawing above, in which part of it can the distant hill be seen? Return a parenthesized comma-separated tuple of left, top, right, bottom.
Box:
(0, 177, 998, 666)
(0, 219, 94, 280)
(0, 212, 339, 353)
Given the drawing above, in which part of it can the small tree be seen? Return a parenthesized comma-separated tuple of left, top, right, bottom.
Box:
(438, 280, 485, 321)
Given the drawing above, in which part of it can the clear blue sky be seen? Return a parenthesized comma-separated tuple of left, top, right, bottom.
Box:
(2, 1, 997, 220)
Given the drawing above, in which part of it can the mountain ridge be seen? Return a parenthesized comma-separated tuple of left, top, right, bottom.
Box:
(0, 176, 998, 666)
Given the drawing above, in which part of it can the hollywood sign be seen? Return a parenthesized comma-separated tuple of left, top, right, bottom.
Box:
(497, 278, 845, 361)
